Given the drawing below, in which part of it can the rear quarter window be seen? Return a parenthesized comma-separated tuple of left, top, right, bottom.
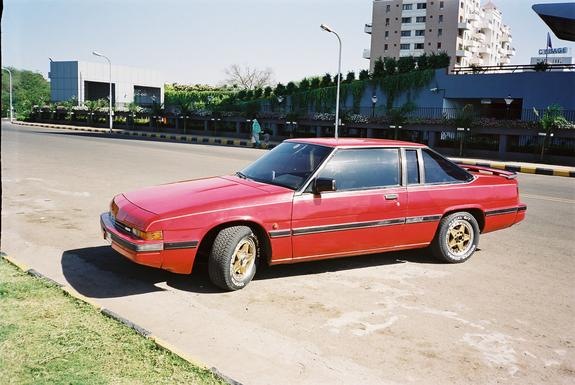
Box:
(422, 149, 472, 184)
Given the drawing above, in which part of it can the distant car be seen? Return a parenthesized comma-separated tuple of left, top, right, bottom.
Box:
(101, 138, 526, 291)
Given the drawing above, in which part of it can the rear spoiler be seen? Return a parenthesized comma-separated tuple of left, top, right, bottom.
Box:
(458, 164, 518, 179)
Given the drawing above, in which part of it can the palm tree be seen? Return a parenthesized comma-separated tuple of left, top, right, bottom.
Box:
(175, 100, 193, 134)
(536, 104, 570, 160)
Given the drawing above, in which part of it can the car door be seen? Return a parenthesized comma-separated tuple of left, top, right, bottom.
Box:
(291, 147, 407, 261)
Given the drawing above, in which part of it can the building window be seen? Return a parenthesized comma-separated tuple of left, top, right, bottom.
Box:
(440, 1, 444, 9)
(417, 3, 427, 9)
(384, 44, 388, 50)
(385, 30, 389, 38)
(401, 30, 412, 37)
(402, 3, 413, 10)
(416, 16, 426, 23)
(439, 15, 443, 23)
(415, 30, 425, 36)
(386, 4, 390, 12)
(415, 43, 424, 49)
(401, 17, 412, 23)
(385, 18, 390, 26)
(400, 43, 411, 50)
(437, 42, 442, 49)
(438, 28, 443, 36)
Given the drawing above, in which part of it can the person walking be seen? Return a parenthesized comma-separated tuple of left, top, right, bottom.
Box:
(251, 118, 262, 148)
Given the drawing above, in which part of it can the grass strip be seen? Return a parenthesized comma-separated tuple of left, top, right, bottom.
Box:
(0, 258, 226, 385)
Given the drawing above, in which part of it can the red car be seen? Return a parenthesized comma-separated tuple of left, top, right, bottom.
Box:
(101, 138, 526, 291)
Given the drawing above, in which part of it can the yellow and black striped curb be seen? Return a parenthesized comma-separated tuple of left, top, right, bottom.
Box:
(13, 121, 277, 150)
(454, 160, 575, 178)
(0, 252, 242, 385)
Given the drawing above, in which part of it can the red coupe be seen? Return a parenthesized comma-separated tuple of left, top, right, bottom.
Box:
(101, 138, 526, 290)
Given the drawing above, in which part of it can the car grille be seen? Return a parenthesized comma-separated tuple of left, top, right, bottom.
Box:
(113, 219, 134, 237)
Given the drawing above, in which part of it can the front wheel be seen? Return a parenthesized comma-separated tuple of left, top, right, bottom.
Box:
(208, 226, 258, 291)
(432, 212, 479, 263)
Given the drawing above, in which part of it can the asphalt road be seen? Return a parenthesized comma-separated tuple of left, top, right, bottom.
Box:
(2, 122, 574, 385)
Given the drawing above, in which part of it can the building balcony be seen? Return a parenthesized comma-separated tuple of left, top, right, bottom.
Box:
(458, 22, 471, 30)
(364, 23, 372, 34)
(363, 49, 371, 59)
(456, 49, 472, 58)
(478, 46, 490, 54)
(501, 34, 512, 43)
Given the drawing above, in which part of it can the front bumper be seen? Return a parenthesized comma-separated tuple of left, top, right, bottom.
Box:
(100, 212, 164, 268)
(100, 212, 199, 273)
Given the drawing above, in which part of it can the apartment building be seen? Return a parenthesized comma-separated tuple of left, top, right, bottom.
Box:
(364, 0, 515, 71)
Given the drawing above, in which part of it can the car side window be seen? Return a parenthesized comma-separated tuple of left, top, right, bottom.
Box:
(406, 149, 420, 185)
(422, 149, 472, 184)
(317, 148, 400, 191)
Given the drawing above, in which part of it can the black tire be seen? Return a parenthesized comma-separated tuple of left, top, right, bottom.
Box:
(432, 212, 480, 263)
(208, 226, 259, 291)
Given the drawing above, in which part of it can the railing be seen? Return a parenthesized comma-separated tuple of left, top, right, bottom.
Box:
(453, 63, 575, 74)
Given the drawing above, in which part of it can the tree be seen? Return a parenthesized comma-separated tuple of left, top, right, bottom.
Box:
(383, 57, 397, 76)
(537, 104, 571, 160)
(2, 67, 50, 119)
(299, 78, 310, 91)
(345, 71, 356, 83)
(397, 56, 416, 73)
(320, 73, 333, 88)
(222, 64, 274, 90)
(274, 83, 286, 96)
(388, 101, 416, 139)
(358, 69, 371, 81)
(309, 77, 321, 89)
(372, 57, 385, 78)
(285, 81, 297, 95)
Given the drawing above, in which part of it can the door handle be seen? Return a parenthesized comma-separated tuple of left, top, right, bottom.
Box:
(385, 194, 398, 200)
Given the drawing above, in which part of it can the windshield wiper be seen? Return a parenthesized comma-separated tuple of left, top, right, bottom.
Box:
(236, 171, 248, 179)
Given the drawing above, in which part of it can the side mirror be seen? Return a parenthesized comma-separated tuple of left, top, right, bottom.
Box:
(312, 177, 336, 194)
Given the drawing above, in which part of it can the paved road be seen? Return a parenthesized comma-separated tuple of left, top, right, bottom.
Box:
(2, 122, 574, 385)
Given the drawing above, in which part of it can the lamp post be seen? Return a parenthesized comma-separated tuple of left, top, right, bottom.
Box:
(320, 23, 342, 140)
(371, 94, 378, 118)
(92, 51, 113, 133)
(504, 94, 514, 120)
(1, 67, 14, 123)
(277, 95, 284, 114)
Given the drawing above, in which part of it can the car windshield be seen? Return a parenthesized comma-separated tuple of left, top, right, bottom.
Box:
(239, 142, 333, 190)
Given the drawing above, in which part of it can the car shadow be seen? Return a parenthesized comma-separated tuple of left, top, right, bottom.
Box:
(61, 246, 439, 298)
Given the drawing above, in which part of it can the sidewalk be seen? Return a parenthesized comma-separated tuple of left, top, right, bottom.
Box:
(12, 120, 575, 178)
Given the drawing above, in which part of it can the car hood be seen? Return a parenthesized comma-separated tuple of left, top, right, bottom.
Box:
(122, 175, 289, 217)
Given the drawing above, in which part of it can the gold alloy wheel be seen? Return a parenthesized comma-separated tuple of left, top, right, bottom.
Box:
(230, 236, 256, 281)
(446, 220, 473, 257)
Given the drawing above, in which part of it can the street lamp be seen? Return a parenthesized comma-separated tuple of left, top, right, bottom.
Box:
(277, 95, 284, 113)
(92, 51, 113, 133)
(504, 94, 514, 120)
(371, 94, 378, 118)
(320, 23, 342, 140)
(2, 67, 14, 123)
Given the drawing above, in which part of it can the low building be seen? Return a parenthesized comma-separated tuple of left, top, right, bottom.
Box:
(49, 60, 164, 106)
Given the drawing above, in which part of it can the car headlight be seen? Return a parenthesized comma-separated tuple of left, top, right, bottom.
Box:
(110, 199, 119, 220)
(131, 228, 163, 241)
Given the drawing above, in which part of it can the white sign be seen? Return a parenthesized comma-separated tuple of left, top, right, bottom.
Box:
(538, 47, 568, 55)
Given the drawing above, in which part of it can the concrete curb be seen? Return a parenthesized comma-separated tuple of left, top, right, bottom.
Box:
(12, 120, 574, 177)
(454, 160, 575, 178)
(12, 120, 277, 149)
(0, 252, 242, 385)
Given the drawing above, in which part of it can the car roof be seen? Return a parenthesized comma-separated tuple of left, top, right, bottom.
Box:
(286, 137, 427, 148)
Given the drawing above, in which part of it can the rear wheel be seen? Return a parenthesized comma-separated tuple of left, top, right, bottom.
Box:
(432, 212, 479, 263)
(208, 226, 258, 291)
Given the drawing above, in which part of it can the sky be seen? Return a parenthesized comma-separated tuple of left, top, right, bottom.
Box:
(2, 0, 574, 86)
